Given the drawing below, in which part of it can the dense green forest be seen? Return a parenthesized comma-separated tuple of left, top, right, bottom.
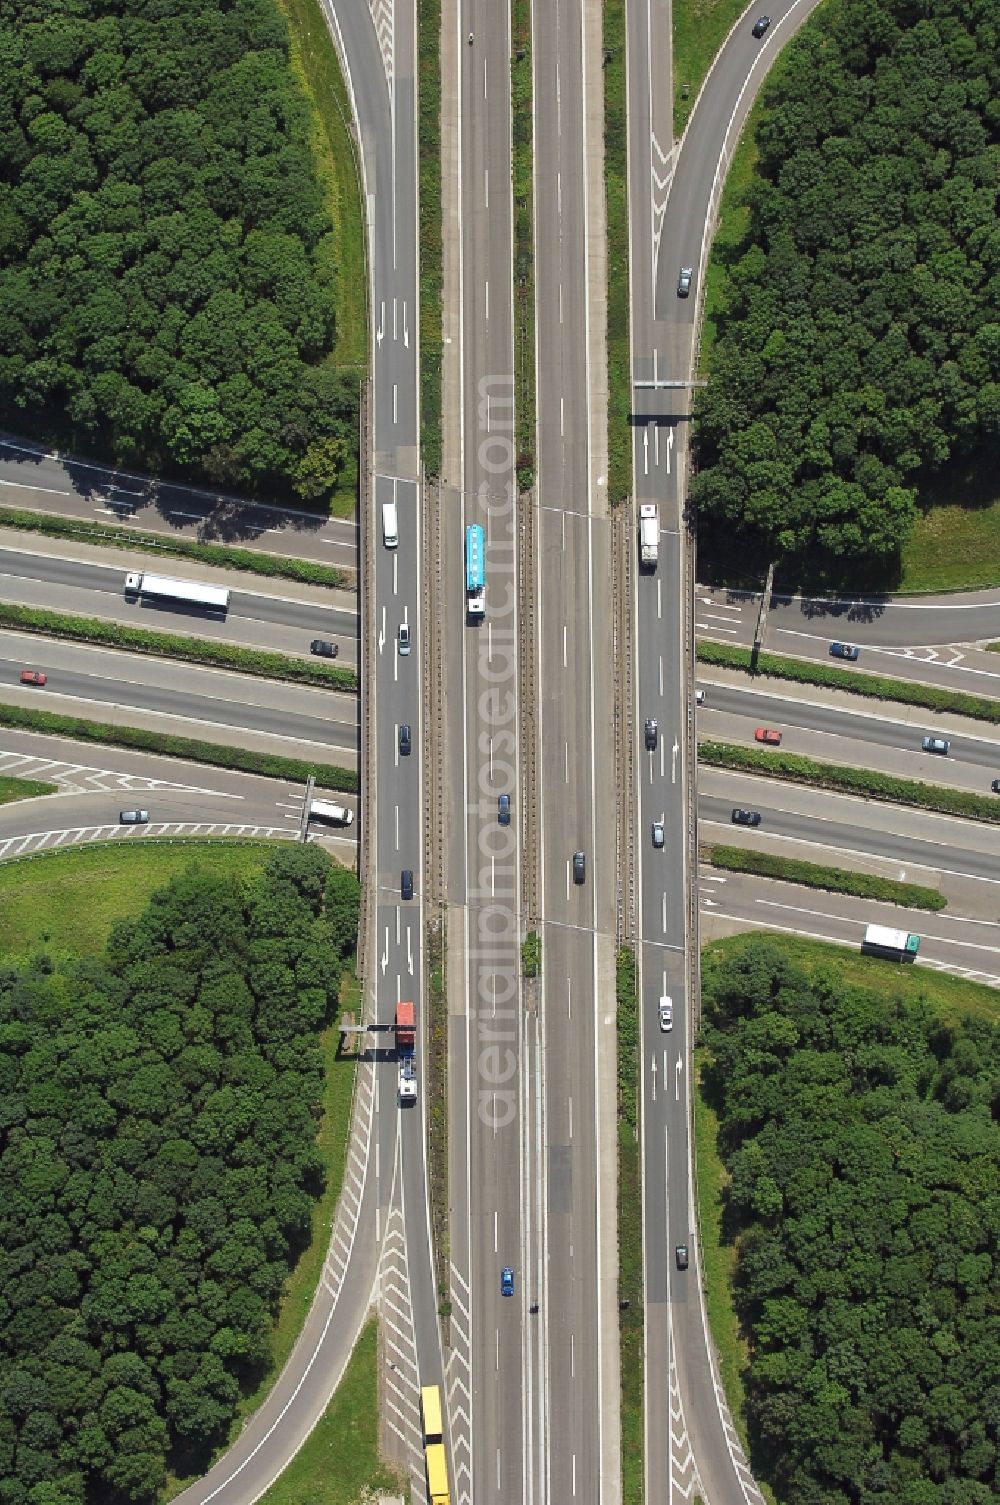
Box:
(0, 0, 359, 505)
(0, 847, 359, 1502)
(693, 0, 999, 585)
(700, 937, 999, 1505)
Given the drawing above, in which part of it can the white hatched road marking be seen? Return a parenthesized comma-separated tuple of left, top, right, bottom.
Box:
(0, 822, 293, 862)
(369, 0, 394, 92)
(378, 1152, 427, 1501)
(0, 749, 234, 796)
(446, 1261, 473, 1504)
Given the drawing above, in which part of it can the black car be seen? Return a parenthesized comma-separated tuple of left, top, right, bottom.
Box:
(829, 642, 860, 661)
(675, 1243, 689, 1270)
(676, 266, 693, 298)
(731, 808, 762, 827)
(573, 851, 586, 885)
(498, 793, 511, 825)
(310, 639, 338, 657)
(399, 723, 411, 756)
(401, 869, 414, 901)
(644, 717, 658, 751)
(119, 809, 149, 825)
(751, 15, 770, 37)
(991, 779, 1000, 794)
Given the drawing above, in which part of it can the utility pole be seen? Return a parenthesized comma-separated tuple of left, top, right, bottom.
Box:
(751, 561, 776, 673)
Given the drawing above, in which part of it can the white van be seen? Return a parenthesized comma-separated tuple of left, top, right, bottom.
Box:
(382, 500, 398, 548)
(309, 800, 354, 826)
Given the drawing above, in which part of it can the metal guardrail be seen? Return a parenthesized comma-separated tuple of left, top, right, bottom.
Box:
(518, 488, 540, 931)
(613, 505, 637, 948)
(356, 378, 374, 979)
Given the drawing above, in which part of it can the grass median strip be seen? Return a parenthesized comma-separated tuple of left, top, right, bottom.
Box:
(0, 701, 357, 794)
(418, 0, 443, 478)
(0, 505, 351, 591)
(512, 0, 536, 492)
(698, 640, 1000, 725)
(700, 739, 1000, 823)
(604, 0, 631, 505)
(0, 602, 358, 694)
(617, 946, 644, 1505)
(0, 773, 58, 805)
(707, 844, 947, 911)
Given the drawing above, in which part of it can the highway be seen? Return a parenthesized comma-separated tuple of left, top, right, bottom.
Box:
(0, 640, 360, 762)
(698, 770, 1000, 886)
(696, 584, 1000, 696)
(532, 0, 616, 1499)
(626, 1, 825, 1501)
(696, 679, 1000, 791)
(444, 1, 527, 1500)
(0, 541, 360, 665)
(0, 432, 359, 569)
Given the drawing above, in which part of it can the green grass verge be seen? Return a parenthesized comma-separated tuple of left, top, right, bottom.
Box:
(418, 0, 443, 477)
(522, 930, 541, 977)
(692, 1057, 763, 1478)
(0, 774, 58, 806)
(231, 974, 359, 1429)
(708, 845, 947, 911)
(604, 0, 631, 505)
(702, 932, 1000, 1026)
(1, 603, 358, 694)
(617, 947, 643, 1505)
(699, 739, 1000, 823)
(697, 639, 1000, 725)
(0, 506, 351, 589)
(699, 121, 760, 374)
(899, 459, 1000, 592)
(0, 701, 358, 793)
(673, 0, 749, 137)
(255, 1320, 402, 1504)
(694, 934, 999, 1498)
(512, 0, 536, 492)
(273, 0, 365, 514)
(0, 841, 269, 960)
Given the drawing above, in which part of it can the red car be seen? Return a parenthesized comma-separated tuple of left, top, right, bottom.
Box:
(19, 669, 47, 687)
(754, 727, 781, 746)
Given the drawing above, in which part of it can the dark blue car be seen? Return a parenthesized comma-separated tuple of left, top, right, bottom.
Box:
(501, 1266, 515, 1297)
(829, 642, 860, 661)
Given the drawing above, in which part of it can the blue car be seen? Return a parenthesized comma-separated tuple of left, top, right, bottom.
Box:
(498, 793, 511, 826)
(829, 642, 860, 661)
(501, 1266, 515, 1297)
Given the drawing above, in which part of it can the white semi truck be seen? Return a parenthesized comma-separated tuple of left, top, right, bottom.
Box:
(124, 571, 230, 613)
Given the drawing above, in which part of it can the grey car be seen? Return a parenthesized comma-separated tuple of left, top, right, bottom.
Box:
(573, 851, 586, 884)
(677, 266, 693, 297)
(310, 638, 338, 657)
(399, 723, 411, 756)
(119, 809, 149, 825)
(921, 736, 950, 755)
(652, 820, 665, 849)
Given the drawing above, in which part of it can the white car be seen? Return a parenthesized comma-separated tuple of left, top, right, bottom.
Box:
(399, 622, 411, 655)
(659, 997, 673, 1032)
(695, 688, 705, 706)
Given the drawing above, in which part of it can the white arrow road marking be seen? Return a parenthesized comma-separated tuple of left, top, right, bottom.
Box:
(672, 739, 679, 782)
(675, 1057, 683, 1101)
(407, 929, 413, 976)
(376, 300, 385, 345)
(651, 1054, 658, 1101)
(381, 927, 388, 975)
(643, 428, 650, 475)
(666, 426, 675, 475)
(378, 605, 386, 652)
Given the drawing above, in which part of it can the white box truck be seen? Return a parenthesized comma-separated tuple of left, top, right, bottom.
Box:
(308, 799, 354, 826)
(861, 925, 920, 961)
(639, 503, 659, 568)
(382, 500, 398, 548)
(124, 571, 230, 612)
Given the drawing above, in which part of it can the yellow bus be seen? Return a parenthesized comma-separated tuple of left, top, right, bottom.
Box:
(421, 1385, 449, 1504)
(421, 1384, 444, 1442)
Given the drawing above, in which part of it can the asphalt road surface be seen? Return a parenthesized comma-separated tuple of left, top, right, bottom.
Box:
(0, 641, 360, 760)
(0, 432, 359, 570)
(0, 543, 360, 664)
